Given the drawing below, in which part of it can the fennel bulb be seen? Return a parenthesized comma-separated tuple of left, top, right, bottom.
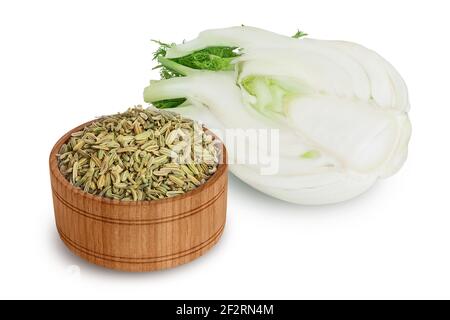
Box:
(143, 26, 411, 205)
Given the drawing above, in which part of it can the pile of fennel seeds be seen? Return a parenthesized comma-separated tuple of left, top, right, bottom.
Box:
(57, 106, 219, 201)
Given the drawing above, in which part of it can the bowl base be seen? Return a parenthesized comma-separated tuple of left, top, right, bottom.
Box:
(57, 224, 225, 272)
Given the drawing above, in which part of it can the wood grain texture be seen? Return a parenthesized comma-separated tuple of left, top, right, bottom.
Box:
(49, 121, 228, 272)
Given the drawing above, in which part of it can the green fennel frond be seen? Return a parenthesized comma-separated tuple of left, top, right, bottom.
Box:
(151, 40, 172, 60)
(170, 46, 240, 72)
(152, 98, 187, 109)
(149, 40, 242, 109)
(292, 30, 308, 39)
(151, 40, 184, 79)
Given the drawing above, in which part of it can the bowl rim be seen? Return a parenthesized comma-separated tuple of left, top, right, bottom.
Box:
(49, 119, 227, 207)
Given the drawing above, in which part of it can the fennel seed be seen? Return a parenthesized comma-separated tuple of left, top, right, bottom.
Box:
(57, 106, 220, 201)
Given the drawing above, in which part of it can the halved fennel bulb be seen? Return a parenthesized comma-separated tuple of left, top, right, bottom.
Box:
(144, 26, 411, 205)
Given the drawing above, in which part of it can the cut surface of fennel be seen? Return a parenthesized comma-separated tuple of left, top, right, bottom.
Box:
(144, 26, 411, 205)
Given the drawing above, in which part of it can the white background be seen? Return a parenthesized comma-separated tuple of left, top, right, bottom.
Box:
(0, 0, 449, 300)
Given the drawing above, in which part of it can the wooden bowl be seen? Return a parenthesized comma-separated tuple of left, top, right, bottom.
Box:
(49, 121, 227, 272)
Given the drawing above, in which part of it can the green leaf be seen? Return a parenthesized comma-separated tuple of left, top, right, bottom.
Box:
(170, 46, 240, 71)
(152, 40, 186, 79)
(152, 41, 240, 80)
(152, 98, 187, 109)
(151, 40, 172, 60)
(292, 30, 308, 39)
(149, 40, 241, 109)
(153, 64, 184, 80)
